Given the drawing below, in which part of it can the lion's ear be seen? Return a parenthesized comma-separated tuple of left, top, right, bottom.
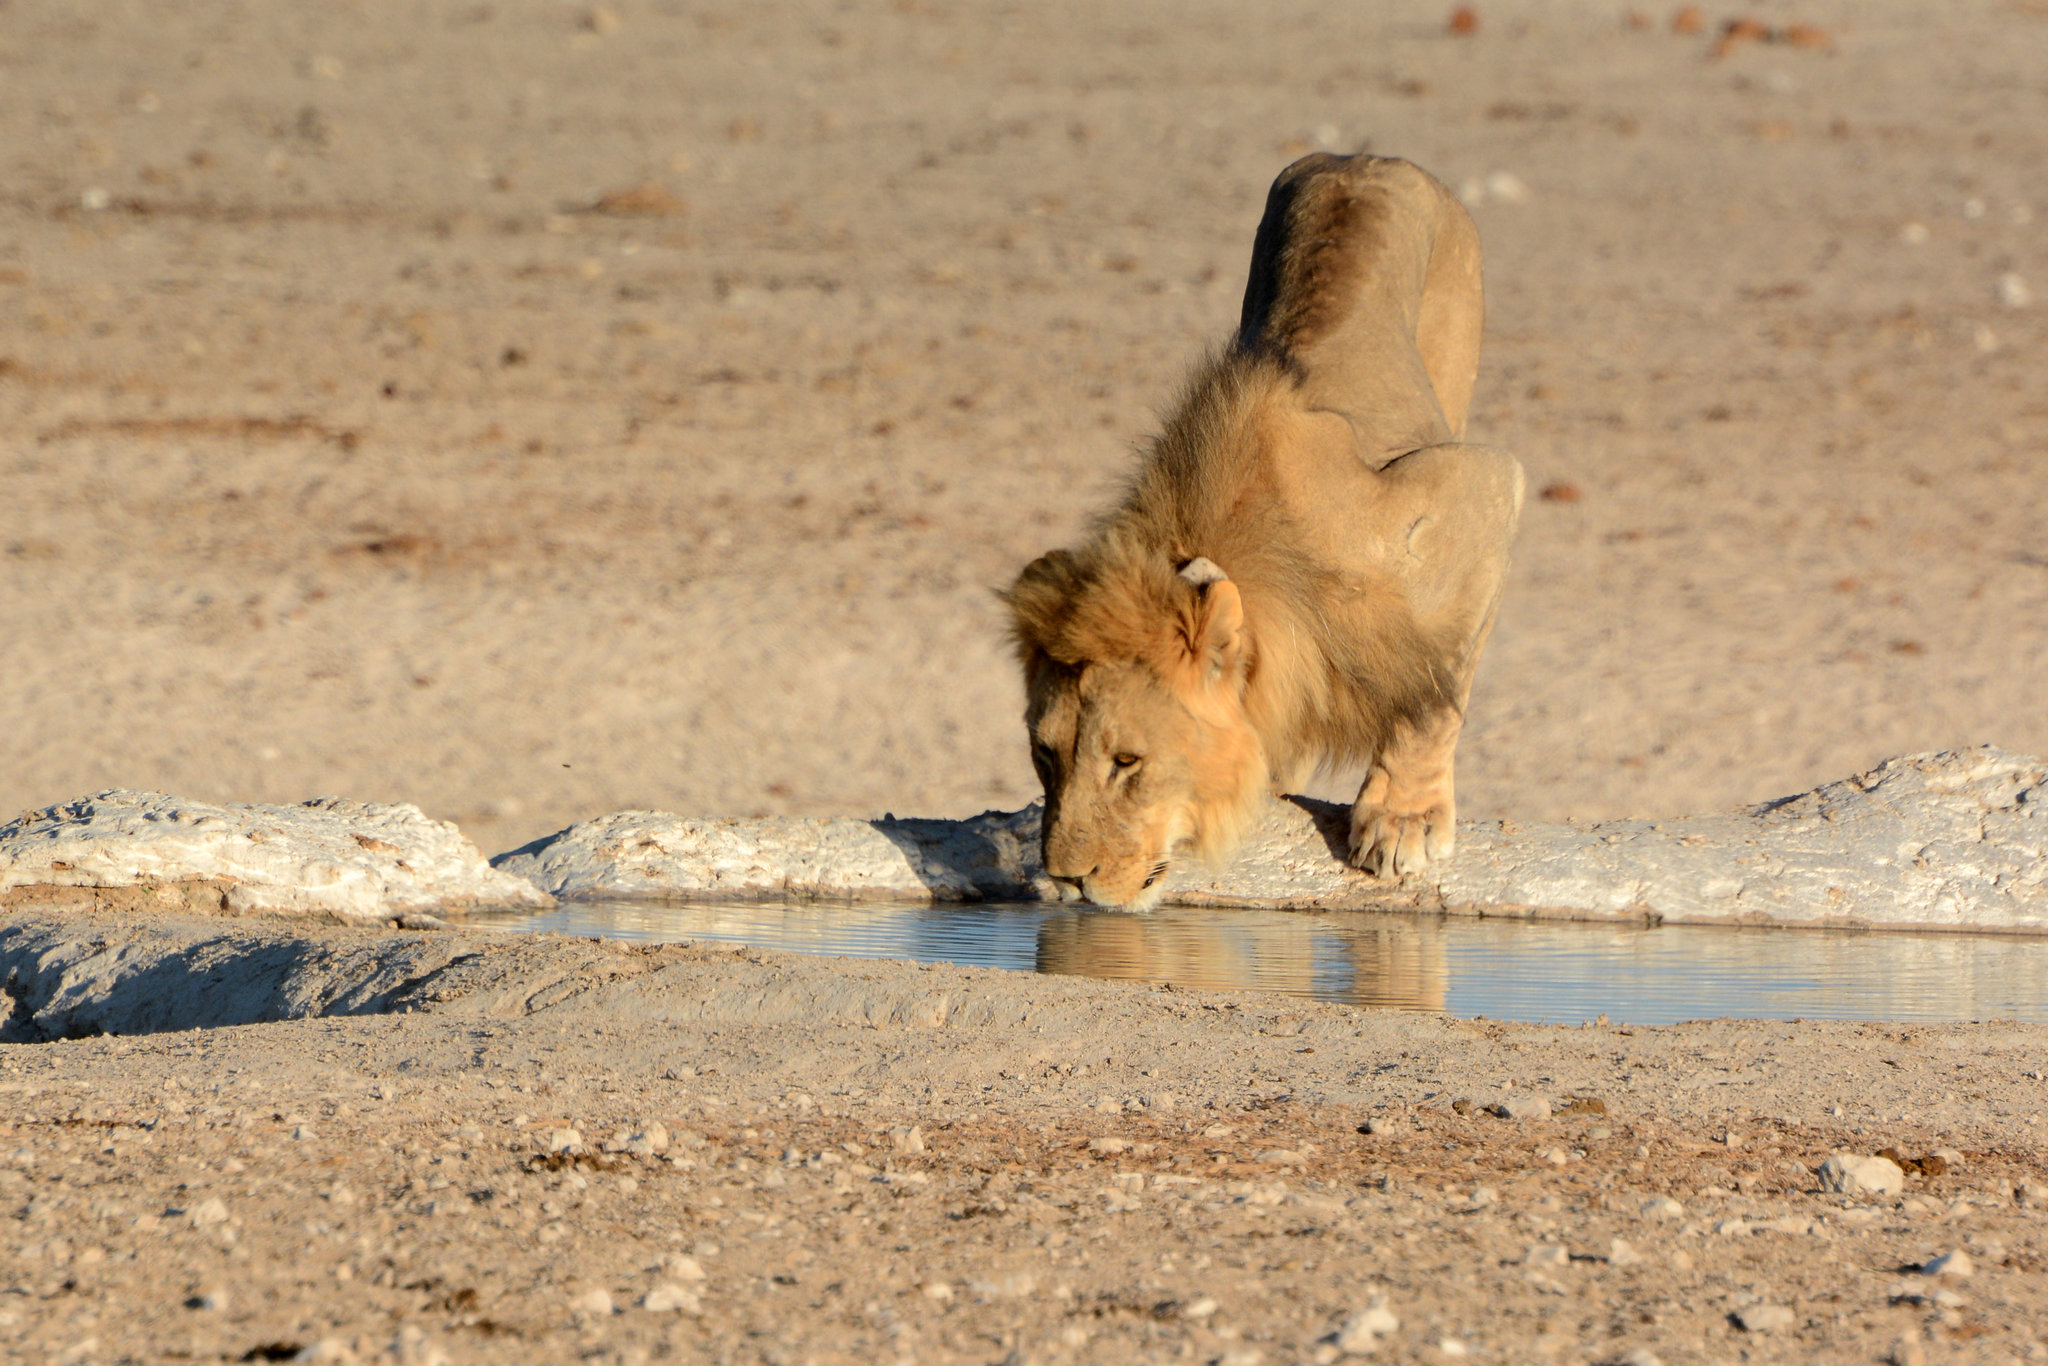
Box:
(1002, 549, 1081, 659)
(1176, 558, 1245, 686)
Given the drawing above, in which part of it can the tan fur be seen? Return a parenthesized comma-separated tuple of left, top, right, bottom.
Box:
(1006, 154, 1523, 907)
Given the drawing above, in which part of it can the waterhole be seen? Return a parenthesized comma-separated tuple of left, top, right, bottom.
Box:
(487, 900, 2048, 1025)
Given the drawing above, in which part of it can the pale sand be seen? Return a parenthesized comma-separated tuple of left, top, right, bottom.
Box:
(4, 3, 2048, 1361)
(2, 0, 2043, 855)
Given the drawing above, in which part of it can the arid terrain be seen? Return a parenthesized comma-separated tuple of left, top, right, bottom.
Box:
(2, 913, 2046, 1366)
(2, 0, 2044, 850)
(3, 1, 2047, 1362)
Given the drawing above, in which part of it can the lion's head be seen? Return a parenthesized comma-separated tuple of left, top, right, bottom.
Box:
(1004, 551, 1269, 909)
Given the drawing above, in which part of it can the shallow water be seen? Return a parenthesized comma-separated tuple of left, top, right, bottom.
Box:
(482, 899, 2048, 1025)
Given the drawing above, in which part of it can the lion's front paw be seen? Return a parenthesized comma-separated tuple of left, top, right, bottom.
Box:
(1347, 800, 1454, 878)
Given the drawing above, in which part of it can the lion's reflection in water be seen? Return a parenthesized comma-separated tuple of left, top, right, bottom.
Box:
(1033, 908, 1446, 1012)
(492, 900, 2048, 1023)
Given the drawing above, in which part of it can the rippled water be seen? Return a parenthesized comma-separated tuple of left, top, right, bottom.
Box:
(483, 900, 2048, 1025)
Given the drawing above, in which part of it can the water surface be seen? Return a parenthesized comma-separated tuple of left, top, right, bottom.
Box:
(486, 900, 2048, 1026)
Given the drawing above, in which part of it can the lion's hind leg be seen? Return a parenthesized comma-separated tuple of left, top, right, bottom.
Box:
(1348, 706, 1462, 878)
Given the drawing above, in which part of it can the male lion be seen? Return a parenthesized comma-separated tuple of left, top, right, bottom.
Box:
(1004, 153, 1523, 909)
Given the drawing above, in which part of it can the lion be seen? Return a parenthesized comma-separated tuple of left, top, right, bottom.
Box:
(1003, 153, 1524, 909)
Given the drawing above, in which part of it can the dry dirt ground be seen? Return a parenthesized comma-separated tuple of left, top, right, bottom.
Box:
(2, 0, 2045, 851)
(2, 912, 2046, 1366)
(6, 3, 2048, 1364)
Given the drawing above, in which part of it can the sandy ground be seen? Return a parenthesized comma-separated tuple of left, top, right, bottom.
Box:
(2, 911, 2046, 1365)
(2, 0, 2046, 852)
(6, 4, 2048, 1363)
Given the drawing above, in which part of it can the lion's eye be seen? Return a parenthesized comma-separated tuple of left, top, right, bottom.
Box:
(1111, 753, 1141, 771)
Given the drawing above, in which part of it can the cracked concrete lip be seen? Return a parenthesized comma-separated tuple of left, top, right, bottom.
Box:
(0, 790, 552, 921)
(493, 746, 2047, 934)
(1, 747, 2040, 933)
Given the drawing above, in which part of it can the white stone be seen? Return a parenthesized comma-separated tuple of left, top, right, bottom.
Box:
(0, 791, 549, 921)
(1524, 1244, 1570, 1268)
(186, 1198, 229, 1228)
(1733, 1303, 1795, 1333)
(1820, 1153, 1905, 1197)
(1483, 171, 1530, 203)
(1183, 1296, 1218, 1319)
(892, 1125, 926, 1153)
(547, 1128, 584, 1154)
(1493, 1095, 1551, 1121)
(640, 1283, 700, 1313)
(569, 1288, 614, 1317)
(1640, 1197, 1685, 1220)
(1257, 1148, 1307, 1165)
(663, 1255, 705, 1282)
(1333, 1295, 1399, 1354)
(1999, 272, 2033, 309)
(1087, 1137, 1131, 1155)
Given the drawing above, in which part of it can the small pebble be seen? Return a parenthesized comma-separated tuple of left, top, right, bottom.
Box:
(1998, 272, 2032, 309)
(1182, 1295, 1218, 1319)
(1484, 171, 1529, 203)
(1819, 1152, 1903, 1197)
(1734, 1303, 1795, 1333)
(186, 1198, 229, 1228)
(1491, 1095, 1551, 1121)
(1640, 1196, 1685, 1220)
(1333, 1294, 1399, 1353)
(640, 1283, 700, 1314)
(1256, 1148, 1307, 1166)
(569, 1287, 614, 1317)
(664, 1255, 706, 1282)
(1087, 1137, 1131, 1155)
(1525, 1244, 1570, 1269)
(547, 1128, 583, 1154)
(920, 1281, 953, 1302)
(892, 1125, 925, 1153)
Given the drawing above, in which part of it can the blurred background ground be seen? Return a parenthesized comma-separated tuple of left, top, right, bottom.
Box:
(1, 0, 2043, 856)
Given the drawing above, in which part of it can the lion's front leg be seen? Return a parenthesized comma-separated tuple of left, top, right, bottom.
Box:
(1348, 707, 1463, 877)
